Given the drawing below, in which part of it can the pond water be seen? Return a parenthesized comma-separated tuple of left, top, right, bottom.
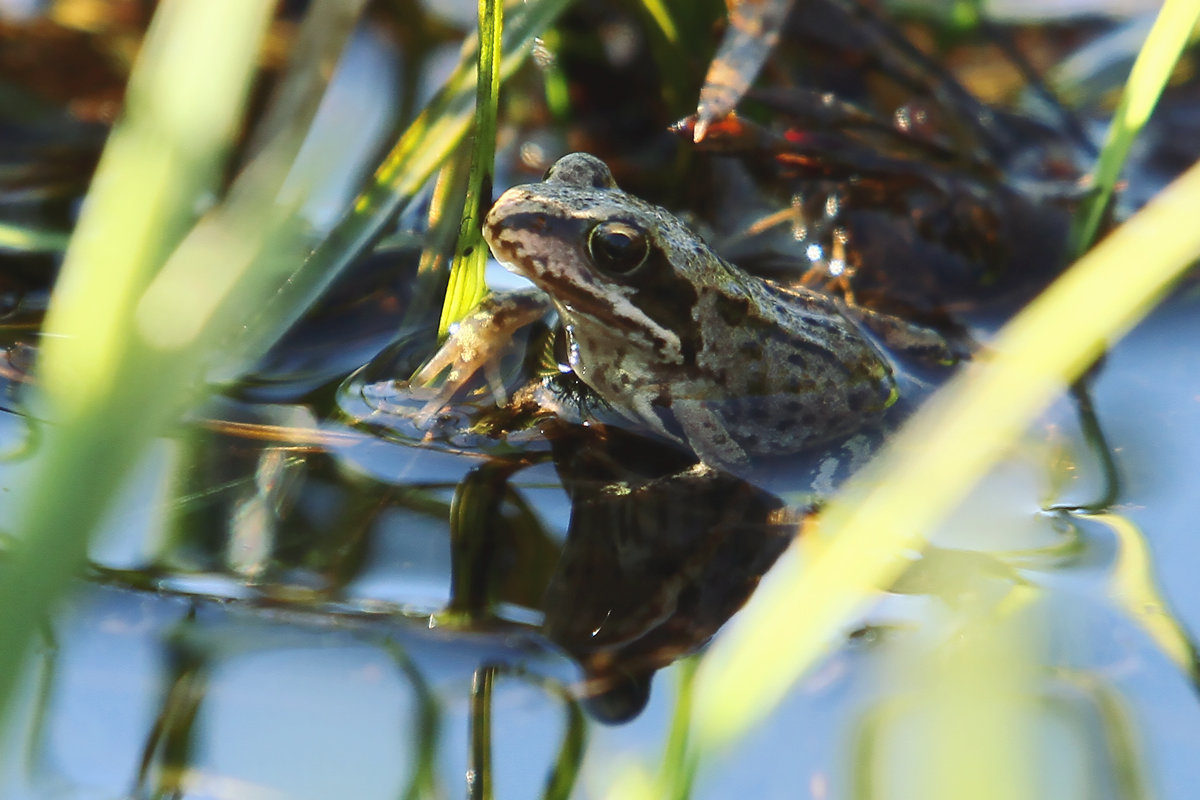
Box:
(0, 290, 1196, 799)
(2, 1, 1200, 798)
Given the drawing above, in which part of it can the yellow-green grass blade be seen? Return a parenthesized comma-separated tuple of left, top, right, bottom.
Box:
(250, 0, 573, 357)
(133, 9, 372, 368)
(658, 657, 699, 800)
(690, 154, 1200, 752)
(2, 0, 276, 723)
(0, 222, 69, 254)
(633, 0, 699, 117)
(638, 0, 681, 45)
(1, 0, 575, 733)
(438, 0, 504, 338)
(536, 29, 571, 121)
(1070, 0, 1200, 255)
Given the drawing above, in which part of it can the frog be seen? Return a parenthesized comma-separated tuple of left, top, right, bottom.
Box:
(411, 152, 943, 468)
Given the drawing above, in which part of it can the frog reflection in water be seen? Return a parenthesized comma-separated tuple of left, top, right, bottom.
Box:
(417, 152, 927, 467)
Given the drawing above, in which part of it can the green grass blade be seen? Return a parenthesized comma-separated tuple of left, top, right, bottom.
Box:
(1070, 0, 1200, 255)
(659, 658, 699, 800)
(632, 0, 697, 116)
(2, 0, 276, 724)
(535, 29, 571, 121)
(638, 0, 680, 44)
(438, 0, 505, 338)
(689, 153, 1200, 753)
(238, 0, 572, 359)
(1, 0, 571, 736)
(0, 222, 69, 254)
(243, 0, 371, 160)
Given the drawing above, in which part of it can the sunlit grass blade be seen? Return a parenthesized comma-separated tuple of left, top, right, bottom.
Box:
(689, 153, 1200, 753)
(438, 0, 504, 338)
(134, 0, 370, 365)
(638, 0, 680, 44)
(602, 763, 657, 800)
(36, 0, 273, 408)
(406, 151, 473, 329)
(632, 0, 698, 117)
(850, 584, 1040, 800)
(439, 214, 490, 339)
(2, 0, 276, 724)
(602, 659, 698, 800)
(241, 0, 573, 358)
(0, 222, 69, 253)
(242, 0, 371, 160)
(1070, 0, 1200, 255)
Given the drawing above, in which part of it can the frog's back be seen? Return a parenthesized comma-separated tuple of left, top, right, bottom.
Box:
(681, 277, 896, 459)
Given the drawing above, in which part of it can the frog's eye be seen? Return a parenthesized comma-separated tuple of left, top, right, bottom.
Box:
(587, 222, 650, 276)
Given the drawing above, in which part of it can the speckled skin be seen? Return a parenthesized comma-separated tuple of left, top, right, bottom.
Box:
(482, 153, 897, 465)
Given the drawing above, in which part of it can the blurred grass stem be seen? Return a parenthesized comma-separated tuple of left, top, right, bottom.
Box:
(2, 0, 274, 727)
(691, 154, 1200, 752)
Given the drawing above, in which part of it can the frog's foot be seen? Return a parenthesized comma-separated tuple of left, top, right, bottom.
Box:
(409, 288, 553, 426)
(842, 303, 967, 366)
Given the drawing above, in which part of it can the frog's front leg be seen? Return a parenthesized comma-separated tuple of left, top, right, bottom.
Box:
(411, 288, 553, 424)
(669, 397, 749, 467)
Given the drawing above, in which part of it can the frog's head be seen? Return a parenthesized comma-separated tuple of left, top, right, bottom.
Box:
(484, 153, 727, 368)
